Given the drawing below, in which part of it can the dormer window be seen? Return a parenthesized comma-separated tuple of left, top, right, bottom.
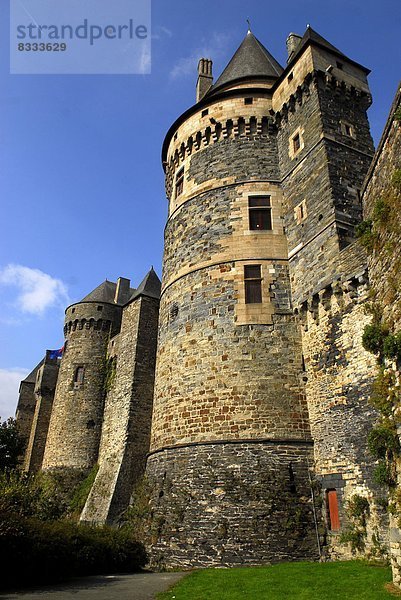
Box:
(175, 167, 184, 198)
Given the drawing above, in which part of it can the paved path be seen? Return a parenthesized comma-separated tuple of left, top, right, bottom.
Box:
(0, 572, 185, 600)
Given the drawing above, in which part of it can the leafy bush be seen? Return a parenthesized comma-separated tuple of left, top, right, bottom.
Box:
(355, 219, 376, 251)
(362, 323, 388, 356)
(0, 470, 68, 521)
(0, 418, 25, 472)
(373, 460, 396, 487)
(383, 332, 401, 361)
(0, 513, 146, 589)
(368, 422, 400, 460)
(370, 369, 396, 416)
(372, 198, 390, 223)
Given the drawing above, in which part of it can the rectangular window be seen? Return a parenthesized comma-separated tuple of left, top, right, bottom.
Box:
(74, 366, 85, 389)
(293, 133, 301, 153)
(244, 265, 262, 304)
(327, 489, 340, 531)
(244, 97, 253, 105)
(175, 167, 184, 198)
(201, 108, 209, 117)
(249, 196, 272, 231)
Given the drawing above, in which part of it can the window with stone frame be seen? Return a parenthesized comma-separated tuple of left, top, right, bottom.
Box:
(248, 196, 272, 231)
(74, 366, 85, 388)
(289, 128, 304, 158)
(293, 133, 301, 153)
(326, 489, 341, 531)
(244, 265, 262, 304)
(294, 199, 307, 224)
(175, 166, 184, 198)
(340, 120, 355, 139)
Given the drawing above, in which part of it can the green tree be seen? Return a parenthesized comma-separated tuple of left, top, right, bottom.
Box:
(0, 417, 25, 472)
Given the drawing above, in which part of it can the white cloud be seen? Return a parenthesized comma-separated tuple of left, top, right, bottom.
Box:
(0, 264, 69, 316)
(169, 31, 232, 80)
(0, 368, 29, 420)
(152, 26, 172, 40)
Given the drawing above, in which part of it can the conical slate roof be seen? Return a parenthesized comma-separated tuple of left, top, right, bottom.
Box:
(208, 31, 283, 95)
(81, 280, 119, 303)
(80, 280, 136, 305)
(129, 268, 161, 301)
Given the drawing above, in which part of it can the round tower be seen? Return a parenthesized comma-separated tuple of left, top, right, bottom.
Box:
(146, 32, 318, 568)
(42, 279, 130, 473)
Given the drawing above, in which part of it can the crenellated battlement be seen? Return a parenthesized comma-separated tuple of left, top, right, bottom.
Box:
(165, 114, 276, 197)
(64, 318, 112, 336)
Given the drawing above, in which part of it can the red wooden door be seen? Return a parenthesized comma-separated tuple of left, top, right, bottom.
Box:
(327, 490, 340, 531)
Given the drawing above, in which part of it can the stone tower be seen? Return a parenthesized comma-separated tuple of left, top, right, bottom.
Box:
(42, 278, 133, 474)
(145, 31, 319, 568)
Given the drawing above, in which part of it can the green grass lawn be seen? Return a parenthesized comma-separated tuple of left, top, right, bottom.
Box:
(157, 561, 396, 600)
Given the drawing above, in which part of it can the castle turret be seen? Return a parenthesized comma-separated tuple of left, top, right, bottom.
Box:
(146, 31, 318, 568)
(42, 279, 133, 474)
(272, 27, 385, 556)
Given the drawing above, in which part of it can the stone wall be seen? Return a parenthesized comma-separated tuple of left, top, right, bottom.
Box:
(298, 266, 387, 556)
(15, 380, 36, 451)
(81, 294, 159, 524)
(146, 441, 319, 569)
(42, 301, 122, 472)
(362, 83, 401, 584)
(23, 353, 59, 473)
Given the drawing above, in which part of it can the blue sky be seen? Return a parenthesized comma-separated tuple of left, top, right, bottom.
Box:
(1, 0, 400, 418)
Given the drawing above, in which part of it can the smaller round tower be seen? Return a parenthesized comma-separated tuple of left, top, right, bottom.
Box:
(42, 278, 132, 473)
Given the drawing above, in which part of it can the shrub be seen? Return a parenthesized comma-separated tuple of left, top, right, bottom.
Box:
(0, 470, 68, 521)
(374, 460, 396, 487)
(383, 332, 401, 361)
(0, 418, 25, 472)
(372, 198, 390, 223)
(368, 422, 400, 459)
(355, 219, 376, 251)
(0, 513, 146, 589)
(362, 323, 388, 356)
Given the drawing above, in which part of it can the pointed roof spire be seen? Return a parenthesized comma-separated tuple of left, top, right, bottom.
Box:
(129, 267, 161, 302)
(288, 25, 369, 74)
(246, 18, 251, 34)
(206, 32, 283, 97)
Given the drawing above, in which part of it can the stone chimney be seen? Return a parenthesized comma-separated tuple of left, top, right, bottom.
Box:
(114, 277, 131, 305)
(286, 33, 302, 63)
(196, 58, 213, 102)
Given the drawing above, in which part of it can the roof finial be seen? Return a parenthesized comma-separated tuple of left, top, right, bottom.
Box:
(306, 23, 310, 28)
(246, 18, 251, 34)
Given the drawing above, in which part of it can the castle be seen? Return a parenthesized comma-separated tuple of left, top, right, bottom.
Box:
(16, 26, 401, 575)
